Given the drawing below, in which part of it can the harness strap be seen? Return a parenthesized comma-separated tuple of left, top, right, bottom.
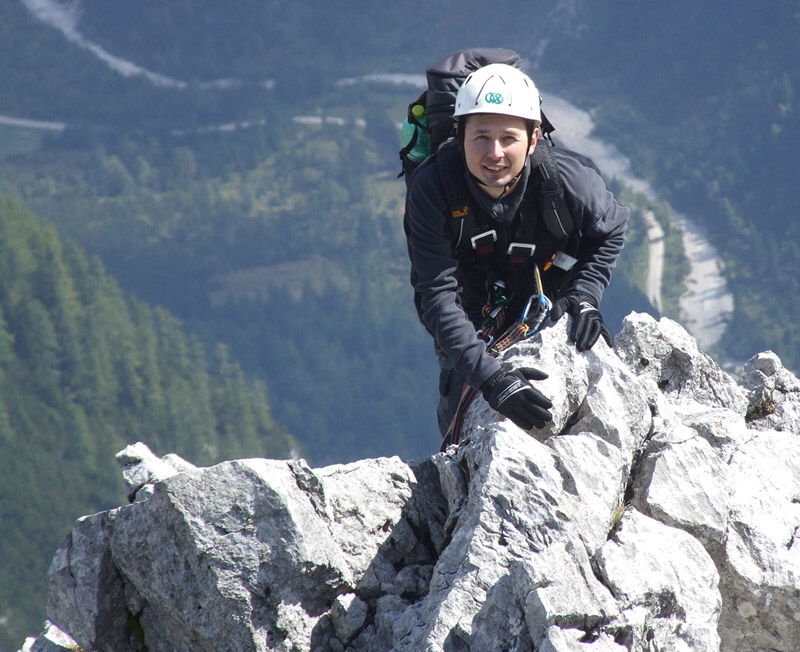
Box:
(531, 141, 574, 239)
(435, 142, 475, 251)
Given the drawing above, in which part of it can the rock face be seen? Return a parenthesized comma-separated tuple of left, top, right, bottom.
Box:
(24, 313, 800, 652)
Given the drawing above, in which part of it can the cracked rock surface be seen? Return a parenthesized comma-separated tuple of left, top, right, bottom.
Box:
(26, 313, 800, 651)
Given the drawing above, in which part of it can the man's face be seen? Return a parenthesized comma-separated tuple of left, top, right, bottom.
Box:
(461, 113, 538, 198)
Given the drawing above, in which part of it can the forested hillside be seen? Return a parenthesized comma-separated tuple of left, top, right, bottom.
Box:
(0, 197, 296, 648)
(0, 102, 447, 462)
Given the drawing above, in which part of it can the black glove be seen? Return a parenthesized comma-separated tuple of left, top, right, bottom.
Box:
(549, 294, 613, 352)
(480, 367, 553, 431)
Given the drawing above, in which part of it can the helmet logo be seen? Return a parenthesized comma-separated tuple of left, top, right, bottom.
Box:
(484, 92, 504, 105)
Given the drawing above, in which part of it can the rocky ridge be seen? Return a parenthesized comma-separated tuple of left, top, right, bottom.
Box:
(22, 313, 800, 652)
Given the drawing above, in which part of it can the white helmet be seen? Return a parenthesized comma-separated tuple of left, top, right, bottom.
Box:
(453, 63, 541, 123)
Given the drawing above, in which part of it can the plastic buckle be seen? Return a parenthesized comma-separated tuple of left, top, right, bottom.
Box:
(470, 230, 497, 250)
(507, 242, 536, 266)
(506, 242, 536, 257)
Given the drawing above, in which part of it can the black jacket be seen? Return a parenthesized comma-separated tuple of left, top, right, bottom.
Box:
(404, 139, 629, 391)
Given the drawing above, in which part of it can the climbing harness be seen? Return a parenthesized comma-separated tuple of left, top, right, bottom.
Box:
(440, 265, 552, 451)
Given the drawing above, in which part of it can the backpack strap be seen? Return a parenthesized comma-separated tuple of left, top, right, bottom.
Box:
(529, 139, 575, 240)
(434, 143, 481, 253)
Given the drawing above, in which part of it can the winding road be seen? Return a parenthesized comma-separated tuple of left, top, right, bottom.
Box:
(642, 211, 664, 315)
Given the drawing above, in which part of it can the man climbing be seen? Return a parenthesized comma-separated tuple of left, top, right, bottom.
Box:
(404, 62, 629, 440)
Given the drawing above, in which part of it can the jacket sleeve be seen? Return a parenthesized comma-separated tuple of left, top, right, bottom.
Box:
(405, 164, 502, 390)
(556, 149, 630, 306)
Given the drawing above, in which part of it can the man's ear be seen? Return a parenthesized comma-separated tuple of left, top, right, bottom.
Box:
(528, 127, 540, 156)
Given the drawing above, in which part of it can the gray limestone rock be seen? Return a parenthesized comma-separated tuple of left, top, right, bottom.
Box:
(27, 313, 800, 652)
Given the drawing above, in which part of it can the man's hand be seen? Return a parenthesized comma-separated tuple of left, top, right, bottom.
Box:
(480, 367, 553, 430)
(549, 294, 613, 351)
